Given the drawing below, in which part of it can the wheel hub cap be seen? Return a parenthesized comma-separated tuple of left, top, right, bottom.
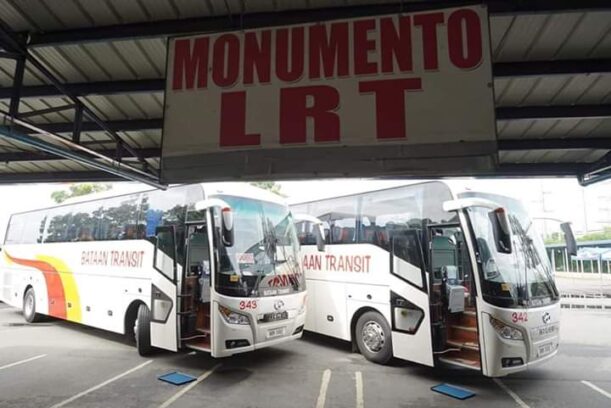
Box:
(25, 295, 33, 316)
(362, 321, 385, 353)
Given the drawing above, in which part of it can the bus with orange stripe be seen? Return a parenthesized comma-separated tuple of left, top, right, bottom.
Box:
(0, 183, 306, 357)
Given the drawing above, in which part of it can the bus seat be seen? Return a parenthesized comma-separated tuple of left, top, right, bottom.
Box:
(431, 236, 457, 280)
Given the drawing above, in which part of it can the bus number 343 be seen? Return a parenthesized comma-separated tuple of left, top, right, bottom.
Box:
(511, 312, 528, 323)
(239, 300, 257, 310)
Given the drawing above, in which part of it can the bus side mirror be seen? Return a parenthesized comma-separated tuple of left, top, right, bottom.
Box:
(221, 207, 234, 248)
(315, 224, 325, 252)
(488, 208, 512, 254)
(560, 222, 577, 256)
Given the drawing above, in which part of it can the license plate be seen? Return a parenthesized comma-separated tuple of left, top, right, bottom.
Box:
(532, 324, 558, 338)
(538, 342, 555, 358)
(538, 325, 556, 336)
(262, 311, 288, 322)
(267, 327, 285, 338)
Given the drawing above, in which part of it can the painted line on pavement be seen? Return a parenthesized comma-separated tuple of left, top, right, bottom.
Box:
(582, 381, 611, 399)
(50, 360, 153, 408)
(316, 369, 332, 408)
(159, 363, 222, 408)
(493, 378, 530, 408)
(0, 354, 47, 371)
(355, 371, 364, 408)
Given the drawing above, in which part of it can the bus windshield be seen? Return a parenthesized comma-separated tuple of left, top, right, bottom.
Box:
(214, 195, 303, 298)
(460, 192, 559, 308)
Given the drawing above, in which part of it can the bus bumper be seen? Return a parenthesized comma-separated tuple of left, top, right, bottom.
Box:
(481, 304, 560, 377)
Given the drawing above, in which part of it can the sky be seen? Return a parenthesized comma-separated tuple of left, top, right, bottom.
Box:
(0, 177, 609, 242)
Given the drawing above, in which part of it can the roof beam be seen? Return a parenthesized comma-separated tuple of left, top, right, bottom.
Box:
(0, 147, 160, 162)
(498, 138, 611, 150)
(496, 105, 611, 120)
(1, 139, 607, 166)
(26, 103, 611, 135)
(30, 119, 163, 134)
(497, 162, 588, 176)
(25, 1, 611, 47)
(494, 59, 611, 77)
(0, 170, 122, 183)
(0, 79, 164, 99)
(1, 59, 610, 100)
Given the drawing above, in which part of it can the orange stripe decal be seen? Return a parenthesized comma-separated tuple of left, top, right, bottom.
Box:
(4, 252, 67, 319)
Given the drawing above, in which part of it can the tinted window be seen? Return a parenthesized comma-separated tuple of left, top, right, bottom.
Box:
(44, 206, 74, 243)
(20, 211, 48, 244)
(140, 187, 188, 264)
(98, 194, 141, 240)
(359, 183, 455, 251)
(295, 220, 318, 245)
(5, 215, 25, 245)
(307, 196, 358, 244)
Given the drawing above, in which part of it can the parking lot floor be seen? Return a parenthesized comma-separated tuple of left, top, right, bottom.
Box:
(1, 303, 610, 408)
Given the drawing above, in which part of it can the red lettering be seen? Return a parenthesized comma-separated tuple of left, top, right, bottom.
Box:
(279, 86, 340, 144)
(359, 78, 422, 140)
(219, 91, 261, 147)
(364, 255, 371, 273)
(276, 27, 305, 82)
(244, 30, 272, 84)
(413, 12, 444, 70)
(212, 34, 240, 87)
(380, 16, 413, 73)
(309, 22, 349, 79)
(172, 38, 209, 90)
(447, 9, 482, 69)
(353, 19, 377, 75)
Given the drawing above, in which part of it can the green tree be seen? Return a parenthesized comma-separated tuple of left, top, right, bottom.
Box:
(577, 227, 611, 242)
(51, 183, 112, 204)
(250, 181, 284, 197)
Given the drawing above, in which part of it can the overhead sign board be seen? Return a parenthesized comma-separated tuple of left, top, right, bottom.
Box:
(162, 5, 496, 182)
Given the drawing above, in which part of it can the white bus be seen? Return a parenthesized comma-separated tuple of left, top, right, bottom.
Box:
(0, 183, 306, 357)
(292, 181, 575, 377)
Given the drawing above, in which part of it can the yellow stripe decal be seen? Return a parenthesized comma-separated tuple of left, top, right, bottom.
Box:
(36, 255, 82, 323)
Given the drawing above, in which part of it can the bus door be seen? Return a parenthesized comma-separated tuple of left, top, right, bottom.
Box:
(183, 221, 213, 351)
(151, 226, 179, 352)
(388, 230, 434, 367)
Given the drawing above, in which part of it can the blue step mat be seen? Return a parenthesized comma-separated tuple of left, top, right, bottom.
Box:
(431, 383, 476, 400)
(158, 372, 197, 386)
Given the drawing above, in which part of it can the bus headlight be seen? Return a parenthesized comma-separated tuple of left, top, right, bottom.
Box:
(489, 316, 524, 340)
(219, 305, 250, 325)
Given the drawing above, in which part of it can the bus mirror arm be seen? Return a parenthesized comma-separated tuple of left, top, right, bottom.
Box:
(560, 222, 577, 257)
(315, 224, 325, 252)
(293, 214, 326, 252)
(195, 199, 234, 247)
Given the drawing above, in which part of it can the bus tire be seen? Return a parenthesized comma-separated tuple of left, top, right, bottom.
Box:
(355, 311, 393, 364)
(23, 287, 42, 323)
(135, 304, 154, 356)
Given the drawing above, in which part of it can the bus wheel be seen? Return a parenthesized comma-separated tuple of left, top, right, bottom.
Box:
(135, 304, 154, 356)
(23, 288, 42, 323)
(355, 311, 393, 364)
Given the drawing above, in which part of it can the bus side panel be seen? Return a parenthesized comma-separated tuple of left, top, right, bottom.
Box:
(306, 279, 349, 340)
(1, 246, 50, 315)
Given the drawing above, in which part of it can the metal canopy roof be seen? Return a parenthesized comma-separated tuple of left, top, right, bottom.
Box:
(0, 0, 609, 185)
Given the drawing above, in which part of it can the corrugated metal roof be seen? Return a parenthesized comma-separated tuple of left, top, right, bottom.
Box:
(0, 0, 608, 182)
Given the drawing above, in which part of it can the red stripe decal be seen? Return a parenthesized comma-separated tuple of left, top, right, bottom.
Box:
(5, 253, 66, 319)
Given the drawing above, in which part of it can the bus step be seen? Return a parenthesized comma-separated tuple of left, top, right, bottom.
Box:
(446, 339, 479, 351)
(185, 338, 210, 352)
(177, 311, 195, 315)
(449, 325, 478, 343)
(438, 355, 481, 371)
